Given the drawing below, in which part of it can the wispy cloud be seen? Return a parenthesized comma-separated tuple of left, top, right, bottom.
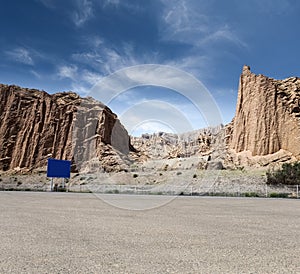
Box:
(199, 25, 248, 49)
(248, 0, 293, 15)
(160, 0, 247, 49)
(35, 0, 55, 9)
(58, 65, 78, 79)
(57, 64, 102, 95)
(5, 47, 34, 65)
(72, 40, 155, 75)
(102, 0, 120, 8)
(160, 0, 208, 43)
(30, 70, 42, 79)
(72, 0, 94, 27)
(87, 64, 223, 128)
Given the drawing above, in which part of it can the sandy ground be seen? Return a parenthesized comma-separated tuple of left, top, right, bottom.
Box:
(0, 192, 299, 274)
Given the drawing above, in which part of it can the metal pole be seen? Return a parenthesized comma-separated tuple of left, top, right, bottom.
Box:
(50, 178, 53, 192)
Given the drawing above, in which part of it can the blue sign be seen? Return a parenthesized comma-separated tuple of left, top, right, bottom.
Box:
(47, 158, 71, 178)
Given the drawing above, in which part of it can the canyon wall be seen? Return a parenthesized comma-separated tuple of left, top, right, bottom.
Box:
(229, 66, 300, 159)
(1, 65, 299, 173)
(0, 84, 131, 172)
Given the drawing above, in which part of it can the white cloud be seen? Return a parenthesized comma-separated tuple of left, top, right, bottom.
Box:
(161, 0, 208, 43)
(72, 0, 94, 27)
(72, 40, 151, 75)
(81, 70, 102, 85)
(160, 0, 247, 49)
(30, 70, 42, 79)
(57, 64, 103, 96)
(5, 48, 34, 65)
(199, 25, 248, 49)
(58, 65, 78, 79)
(88, 65, 223, 128)
(166, 55, 212, 80)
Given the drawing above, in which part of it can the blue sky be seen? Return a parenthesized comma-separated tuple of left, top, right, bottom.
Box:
(1, 0, 300, 135)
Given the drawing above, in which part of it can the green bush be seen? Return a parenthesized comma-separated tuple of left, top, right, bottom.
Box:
(266, 162, 300, 185)
(245, 192, 259, 197)
(269, 192, 289, 198)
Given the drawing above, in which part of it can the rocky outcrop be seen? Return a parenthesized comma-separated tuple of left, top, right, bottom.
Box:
(1, 65, 300, 174)
(229, 65, 300, 160)
(130, 126, 226, 170)
(0, 84, 131, 172)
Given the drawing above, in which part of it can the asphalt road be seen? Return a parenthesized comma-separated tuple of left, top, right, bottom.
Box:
(0, 192, 299, 273)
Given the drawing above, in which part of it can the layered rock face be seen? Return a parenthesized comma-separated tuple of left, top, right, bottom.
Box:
(131, 127, 223, 160)
(229, 66, 300, 160)
(0, 84, 131, 172)
(130, 126, 226, 170)
(1, 65, 299, 174)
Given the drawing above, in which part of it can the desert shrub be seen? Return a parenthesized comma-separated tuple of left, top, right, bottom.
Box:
(244, 192, 259, 197)
(193, 174, 197, 178)
(133, 173, 138, 178)
(266, 162, 300, 185)
(269, 192, 289, 198)
(176, 172, 182, 175)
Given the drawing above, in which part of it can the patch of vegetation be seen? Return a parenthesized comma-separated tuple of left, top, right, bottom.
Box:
(244, 192, 260, 197)
(266, 162, 300, 185)
(176, 172, 182, 175)
(193, 174, 197, 178)
(269, 192, 289, 198)
(105, 189, 120, 194)
(133, 174, 138, 178)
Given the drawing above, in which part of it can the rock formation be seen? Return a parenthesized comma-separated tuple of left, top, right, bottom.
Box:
(0, 84, 131, 172)
(130, 128, 219, 160)
(1, 65, 299, 174)
(229, 66, 300, 161)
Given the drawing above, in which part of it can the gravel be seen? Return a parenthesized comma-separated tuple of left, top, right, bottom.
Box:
(0, 191, 299, 273)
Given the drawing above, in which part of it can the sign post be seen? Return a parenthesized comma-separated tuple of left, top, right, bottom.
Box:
(47, 159, 71, 191)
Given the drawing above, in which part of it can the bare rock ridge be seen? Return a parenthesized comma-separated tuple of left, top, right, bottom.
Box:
(0, 65, 299, 173)
(0, 84, 131, 172)
(229, 65, 300, 160)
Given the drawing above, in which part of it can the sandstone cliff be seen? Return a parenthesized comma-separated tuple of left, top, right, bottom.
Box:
(1, 65, 300, 174)
(0, 84, 131, 172)
(229, 65, 300, 161)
